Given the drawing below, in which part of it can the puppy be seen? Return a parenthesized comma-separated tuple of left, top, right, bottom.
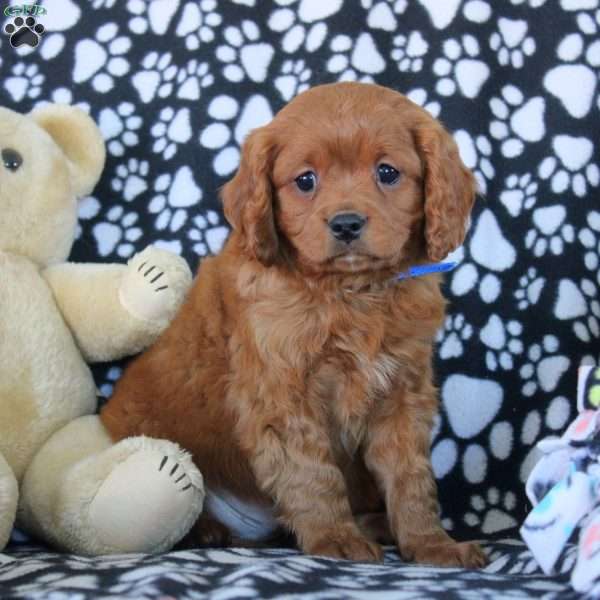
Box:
(101, 82, 485, 566)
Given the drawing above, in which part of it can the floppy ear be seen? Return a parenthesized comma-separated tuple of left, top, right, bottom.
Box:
(221, 127, 279, 265)
(30, 104, 106, 197)
(414, 122, 476, 262)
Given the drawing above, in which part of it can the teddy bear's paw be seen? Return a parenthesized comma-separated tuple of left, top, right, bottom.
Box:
(119, 246, 192, 324)
(88, 447, 204, 554)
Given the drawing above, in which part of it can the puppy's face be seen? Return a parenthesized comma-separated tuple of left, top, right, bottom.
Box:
(222, 83, 476, 275)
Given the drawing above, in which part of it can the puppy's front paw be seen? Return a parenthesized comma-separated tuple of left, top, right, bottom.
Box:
(404, 539, 487, 568)
(306, 526, 383, 562)
(119, 246, 192, 323)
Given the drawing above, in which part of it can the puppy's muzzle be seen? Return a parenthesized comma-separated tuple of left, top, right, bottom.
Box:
(328, 212, 367, 244)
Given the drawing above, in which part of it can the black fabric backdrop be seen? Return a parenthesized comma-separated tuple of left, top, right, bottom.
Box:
(1, 0, 599, 543)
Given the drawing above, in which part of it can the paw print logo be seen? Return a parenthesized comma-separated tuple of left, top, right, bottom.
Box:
(188, 210, 229, 256)
(199, 94, 273, 177)
(274, 59, 311, 101)
(148, 166, 203, 233)
(268, 0, 342, 53)
(4, 62, 44, 101)
(464, 489, 518, 534)
(76, 196, 101, 240)
(151, 107, 192, 160)
(519, 335, 569, 396)
(436, 313, 473, 360)
(4, 16, 44, 48)
(489, 17, 535, 68)
(98, 102, 142, 157)
(391, 31, 428, 72)
(453, 130, 494, 194)
(579, 210, 600, 274)
(538, 135, 599, 198)
(555, 277, 600, 343)
(514, 267, 545, 311)
(500, 173, 537, 217)
(327, 33, 386, 82)
(111, 158, 150, 203)
(544, 30, 600, 118)
(73, 23, 130, 93)
(433, 35, 490, 99)
(177, 59, 214, 101)
(127, 0, 179, 34)
(480, 314, 523, 371)
(175, 0, 222, 50)
(405, 88, 440, 118)
(216, 21, 274, 83)
(93, 206, 143, 258)
(362, 0, 407, 31)
(489, 86, 545, 158)
(525, 205, 574, 257)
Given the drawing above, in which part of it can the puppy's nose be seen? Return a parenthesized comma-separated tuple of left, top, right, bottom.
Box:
(328, 213, 367, 244)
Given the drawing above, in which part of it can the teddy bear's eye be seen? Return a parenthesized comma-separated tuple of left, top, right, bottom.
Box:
(2, 148, 23, 172)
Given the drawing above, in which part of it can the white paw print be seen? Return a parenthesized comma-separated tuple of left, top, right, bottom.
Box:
(148, 166, 203, 233)
(363, 0, 407, 31)
(454, 130, 494, 194)
(579, 210, 600, 275)
(525, 205, 574, 257)
(151, 107, 192, 160)
(499, 173, 537, 217)
(98, 102, 142, 157)
(132, 51, 178, 103)
(127, 0, 179, 34)
(514, 267, 546, 311)
(175, 0, 222, 50)
(98, 366, 122, 400)
(480, 314, 523, 371)
(4, 63, 44, 101)
(538, 135, 599, 198)
(391, 31, 428, 72)
(464, 489, 518, 534)
(405, 88, 441, 118)
(93, 206, 143, 258)
(432, 35, 490, 99)
(274, 59, 311, 101)
(576, 7, 600, 36)
(268, 0, 340, 53)
(489, 17, 535, 68)
(177, 59, 214, 101)
(76, 196, 101, 240)
(188, 211, 229, 256)
(73, 23, 130, 93)
(35, 87, 90, 112)
(199, 94, 273, 177)
(216, 21, 274, 83)
(555, 277, 600, 343)
(519, 336, 569, 397)
(111, 158, 149, 203)
(544, 30, 600, 118)
(489, 85, 545, 158)
(327, 33, 386, 82)
(436, 313, 473, 360)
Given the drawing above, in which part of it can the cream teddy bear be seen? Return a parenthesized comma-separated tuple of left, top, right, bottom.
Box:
(0, 104, 204, 555)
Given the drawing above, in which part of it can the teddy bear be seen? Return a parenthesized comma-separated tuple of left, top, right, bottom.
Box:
(0, 104, 205, 555)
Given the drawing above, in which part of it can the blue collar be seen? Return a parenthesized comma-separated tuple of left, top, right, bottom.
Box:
(394, 261, 457, 281)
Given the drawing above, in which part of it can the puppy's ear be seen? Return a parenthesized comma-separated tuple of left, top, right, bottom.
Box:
(221, 128, 279, 266)
(414, 123, 476, 262)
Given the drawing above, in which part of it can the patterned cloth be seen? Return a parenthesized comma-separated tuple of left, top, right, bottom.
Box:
(0, 540, 582, 599)
(1, 0, 599, 549)
(522, 366, 600, 594)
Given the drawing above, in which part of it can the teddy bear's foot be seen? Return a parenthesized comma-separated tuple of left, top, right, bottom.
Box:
(0, 452, 18, 551)
(19, 415, 204, 555)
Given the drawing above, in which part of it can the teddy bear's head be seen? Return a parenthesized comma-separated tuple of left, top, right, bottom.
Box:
(0, 104, 105, 266)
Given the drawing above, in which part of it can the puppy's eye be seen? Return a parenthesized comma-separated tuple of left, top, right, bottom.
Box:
(295, 171, 316, 193)
(2, 148, 23, 172)
(377, 163, 400, 186)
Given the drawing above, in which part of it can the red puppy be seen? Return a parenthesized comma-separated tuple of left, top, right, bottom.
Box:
(101, 82, 485, 566)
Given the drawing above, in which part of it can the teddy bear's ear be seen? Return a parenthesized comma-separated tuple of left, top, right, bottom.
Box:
(30, 104, 106, 197)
